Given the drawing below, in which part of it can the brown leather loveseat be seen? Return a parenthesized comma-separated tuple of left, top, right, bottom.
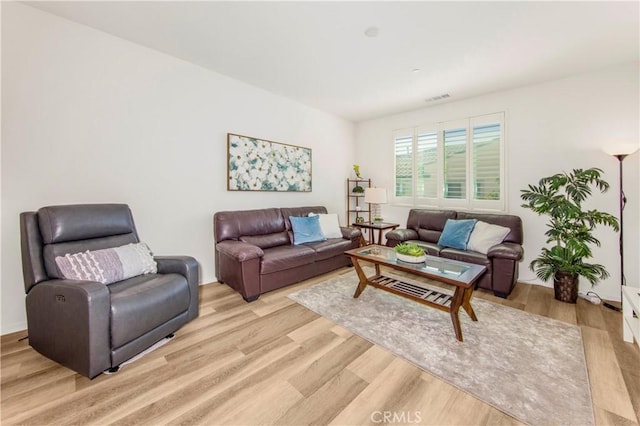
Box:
(385, 209, 523, 298)
(214, 206, 361, 302)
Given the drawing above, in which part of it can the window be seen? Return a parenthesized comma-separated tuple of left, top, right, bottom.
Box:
(393, 112, 505, 211)
(394, 132, 413, 197)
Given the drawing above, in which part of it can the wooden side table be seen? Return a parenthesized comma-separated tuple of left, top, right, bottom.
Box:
(351, 222, 399, 246)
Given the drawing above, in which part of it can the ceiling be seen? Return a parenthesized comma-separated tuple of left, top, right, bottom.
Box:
(25, 1, 640, 122)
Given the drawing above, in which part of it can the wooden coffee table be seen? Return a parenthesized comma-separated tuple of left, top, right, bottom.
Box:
(345, 245, 487, 341)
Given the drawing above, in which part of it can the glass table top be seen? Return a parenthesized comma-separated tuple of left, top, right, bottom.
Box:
(348, 246, 487, 286)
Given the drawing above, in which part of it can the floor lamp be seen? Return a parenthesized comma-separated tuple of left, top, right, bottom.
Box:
(602, 144, 639, 311)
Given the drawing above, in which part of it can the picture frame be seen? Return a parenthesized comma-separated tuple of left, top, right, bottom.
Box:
(227, 133, 312, 192)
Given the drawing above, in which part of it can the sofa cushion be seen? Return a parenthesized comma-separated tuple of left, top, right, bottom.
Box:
(308, 213, 342, 239)
(55, 242, 157, 285)
(240, 231, 290, 249)
(406, 209, 457, 242)
(440, 248, 491, 267)
(467, 221, 511, 254)
(289, 215, 326, 245)
(417, 229, 443, 244)
(437, 219, 477, 250)
(109, 273, 190, 348)
(260, 245, 316, 274)
(304, 238, 353, 261)
(214, 208, 285, 243)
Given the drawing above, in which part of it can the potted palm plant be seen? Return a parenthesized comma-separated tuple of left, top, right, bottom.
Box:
(520, 168, 619, 303)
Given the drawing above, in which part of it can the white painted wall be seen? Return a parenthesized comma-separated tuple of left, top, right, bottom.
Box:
(356, 63, 639, 302)
(1, 3, 355, 334)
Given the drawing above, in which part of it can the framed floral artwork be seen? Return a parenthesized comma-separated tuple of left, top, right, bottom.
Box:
(227, 133, 312, 192)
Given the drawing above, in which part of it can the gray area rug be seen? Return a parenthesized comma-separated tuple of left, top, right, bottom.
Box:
(288, 270, 594, 426)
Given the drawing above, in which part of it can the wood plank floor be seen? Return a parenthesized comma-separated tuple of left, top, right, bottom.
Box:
(2, 267, 639, 425)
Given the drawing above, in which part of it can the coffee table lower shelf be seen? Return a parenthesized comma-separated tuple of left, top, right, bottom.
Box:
(368, 274, 454, 310)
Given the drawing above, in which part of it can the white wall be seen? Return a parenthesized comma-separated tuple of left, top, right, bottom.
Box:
(1, 3, 355, 334)
(356, 63, 640, 301)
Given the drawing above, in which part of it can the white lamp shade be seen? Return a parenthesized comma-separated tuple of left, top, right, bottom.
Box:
(364, 187, 387, 204)
(602, 143, 639, 156)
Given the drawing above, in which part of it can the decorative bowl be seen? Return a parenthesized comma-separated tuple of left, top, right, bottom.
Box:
(396, 253, 427, 263)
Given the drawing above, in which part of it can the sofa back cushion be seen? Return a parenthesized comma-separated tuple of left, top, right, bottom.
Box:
(214, 208, 285, 243)
(456, 212, 522, 245)
(281, 206, 327, 240)
(240, 232, 291, 249)
(282, 206, 328, 229)
(407, 209, 457, 243)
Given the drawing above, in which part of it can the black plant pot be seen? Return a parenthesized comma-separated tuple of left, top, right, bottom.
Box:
(554, 272, 578, 303)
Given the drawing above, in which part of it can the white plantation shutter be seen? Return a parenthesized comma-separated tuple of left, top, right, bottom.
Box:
(391, 112, 504, 211)
(416, 130, 438, 198)
(472, 122, 501, 200)
(394, 130, 414, 198)
(443, 127, 467, 199)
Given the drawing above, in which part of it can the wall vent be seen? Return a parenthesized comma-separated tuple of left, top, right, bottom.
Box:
(425, 94, 450, 102)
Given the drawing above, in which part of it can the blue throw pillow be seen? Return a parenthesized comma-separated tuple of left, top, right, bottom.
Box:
(437, 219, 478, 250)
(289, 215, 326, 245)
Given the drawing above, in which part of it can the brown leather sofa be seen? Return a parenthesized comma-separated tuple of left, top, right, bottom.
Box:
(385, 209, 523, 298)
(214, 206, 361, 301)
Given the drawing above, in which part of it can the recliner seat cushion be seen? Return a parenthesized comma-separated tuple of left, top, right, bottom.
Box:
(109, 273, 190, 348)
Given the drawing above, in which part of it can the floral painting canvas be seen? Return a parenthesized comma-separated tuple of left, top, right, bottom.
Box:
(227, 133, 312, 192)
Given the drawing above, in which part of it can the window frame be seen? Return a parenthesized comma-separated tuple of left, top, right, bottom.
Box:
(392, 112, 505, 212)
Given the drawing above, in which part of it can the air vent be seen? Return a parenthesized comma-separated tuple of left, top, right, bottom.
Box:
(425, 94, 450, 102)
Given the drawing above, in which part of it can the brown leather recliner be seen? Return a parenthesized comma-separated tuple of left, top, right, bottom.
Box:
(20, 204, 199, 378)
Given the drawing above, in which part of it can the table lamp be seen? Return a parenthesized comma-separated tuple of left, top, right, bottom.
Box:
(364, 187, 387, 222)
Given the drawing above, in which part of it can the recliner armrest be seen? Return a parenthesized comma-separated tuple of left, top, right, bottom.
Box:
(216, 240, 264, 261)
(341, 226, 361, 241)
(155, 256, 200, 320)
(26, 279, 111, 378)
(155, 256, 199, 283)
(385, 228, 419, 243)
(487, 242, 523, 260)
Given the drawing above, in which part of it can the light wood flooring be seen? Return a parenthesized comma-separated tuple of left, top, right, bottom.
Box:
(2, 267, 639, 425)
